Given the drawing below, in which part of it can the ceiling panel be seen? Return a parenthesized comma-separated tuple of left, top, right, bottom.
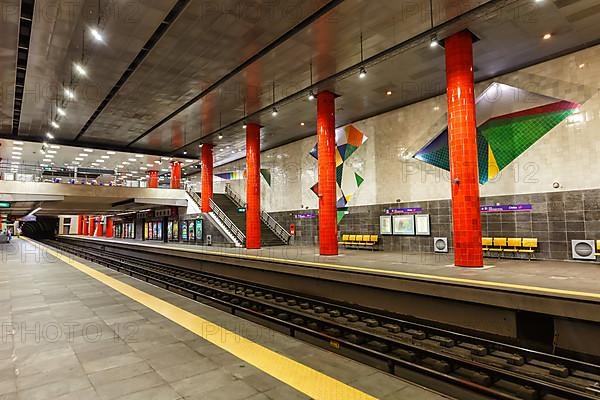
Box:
(0, 0, 20, 134)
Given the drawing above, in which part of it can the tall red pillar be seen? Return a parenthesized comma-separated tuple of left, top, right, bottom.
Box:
(445, 31, 483, 268)
(89, 217, 95, 237)
(77, 216, 84, 235)
(83, 216, 89, 235)
(246, 123, 261, 249)
(105, 217, 114, 238)
(317, 91, 338, 256)
(148, 170, 159, 188)
(201, 144, 214, 212)
(170, 161, 182, 189)
(94, 217, 103, 237)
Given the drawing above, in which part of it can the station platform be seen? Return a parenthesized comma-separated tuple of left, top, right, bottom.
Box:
(0, 238, 446, 400)
(60, 235, 600, 303)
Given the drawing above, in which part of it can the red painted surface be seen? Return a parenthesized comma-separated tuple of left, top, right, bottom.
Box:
(77, 216, 84, 235)
(317, 91, 338, 256)
(201, 144, 214, 212)
(170, 161, 182, 189)
(105, 218, 114, 238)
(83, 216, 89, 236)
(89, 217, 95, 237)
(246, 123, 261, 249)
(148, 170, 159, 188)
(445, 31, 483, 268)
(94, 217, 103, 237)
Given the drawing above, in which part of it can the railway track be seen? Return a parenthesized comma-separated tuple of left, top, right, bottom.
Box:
(44, 238, 600, 400)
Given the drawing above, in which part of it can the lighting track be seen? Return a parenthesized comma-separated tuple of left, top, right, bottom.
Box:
(12, 0, 35, 136)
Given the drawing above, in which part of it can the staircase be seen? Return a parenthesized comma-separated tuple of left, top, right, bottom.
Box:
(212, 193, 288, 247)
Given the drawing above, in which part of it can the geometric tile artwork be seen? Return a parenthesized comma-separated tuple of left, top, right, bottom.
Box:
(309, 125, 368, 218)
(414, 82, 580, 184)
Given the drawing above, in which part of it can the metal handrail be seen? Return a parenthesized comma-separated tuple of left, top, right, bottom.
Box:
(185, 185, 246, 245)
(225, 184, 291, 244)
(209, 198, 246, 244)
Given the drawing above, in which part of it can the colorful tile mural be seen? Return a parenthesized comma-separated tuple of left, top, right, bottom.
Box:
(414, 82, 580, 184)
(309, 125, 368, 222)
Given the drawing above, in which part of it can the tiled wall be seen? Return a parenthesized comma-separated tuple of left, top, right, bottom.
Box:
(272, 188, 600, 261)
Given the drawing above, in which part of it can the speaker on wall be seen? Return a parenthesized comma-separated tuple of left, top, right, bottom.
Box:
(571, 240, 596, 260)
(434, 237, 448, 253)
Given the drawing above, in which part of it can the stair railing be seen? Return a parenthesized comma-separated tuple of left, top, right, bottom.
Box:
(185, 186, 246, 245)
(225, 184, 291, 244)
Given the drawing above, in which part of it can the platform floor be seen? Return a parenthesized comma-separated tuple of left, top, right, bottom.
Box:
(0, 238, 447, 400)
(64, 235, 600, 302)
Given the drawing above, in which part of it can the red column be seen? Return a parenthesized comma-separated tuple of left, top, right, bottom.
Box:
(89, 217, 95, 237)
(445, 31, 483, 268)
(171, 161, 182, 189)
(246, 123, 261, 249)
(95, 217, 103, 237)
(317, 91, 338, 256)
(201, 144, 214, 212)
(148, 170, 159, 188)
(105, 217, 114, 238)
(83, 216, 89, 235)
(77, 216, 84, 235)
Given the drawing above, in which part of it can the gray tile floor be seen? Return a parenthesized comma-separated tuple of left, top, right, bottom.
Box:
(72, 235, 600, 299)
(0, 239, 448, 400)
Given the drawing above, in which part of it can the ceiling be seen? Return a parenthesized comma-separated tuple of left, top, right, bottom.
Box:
(2, 0, 600, 167)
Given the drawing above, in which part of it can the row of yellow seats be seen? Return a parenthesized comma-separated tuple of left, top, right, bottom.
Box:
(339, 234, 379, 247)
(482, 237, 538, 259)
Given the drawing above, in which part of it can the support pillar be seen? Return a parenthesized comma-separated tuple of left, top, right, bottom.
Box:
(317, 91, 338, 256)
(445, 31, 483, 267)
(170, 161, 182, 189)
(77, 216, 84, 235)
(105, 217, 113, 238)
(88, 217, 95, 237)
(148, 170, 159, 188)
(246, 123, 261, 249)
(94, 217, 103, 237)
(83, 216, 89, 236)
(201, 144, 214, 212)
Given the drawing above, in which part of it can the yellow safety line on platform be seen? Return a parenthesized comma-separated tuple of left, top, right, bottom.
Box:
(25, 238, 377, 400)
(69, 236, 600, 301)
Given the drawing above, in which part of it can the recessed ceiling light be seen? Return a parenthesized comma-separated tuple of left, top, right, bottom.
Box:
(300, 122, 305, 126)
(50, 145, 60, 149)
(12, 151, 22, 155)
(14, 141, 24, 145)
(101, 155, 110, 159)
(96, 159, 105, 163)
(183, 151, 188, 155)
(199, 144, 203, 147)
(11, 156, 21, 160)
(64, 88, 75, 100)
(43, 158, 51, 162)
(386, 90, 392, 96)
(90, 27, 104, 42)
(46, 154, 54, 158)
(543, 33, 552, 40)
(218, 135, 223, 139)
(579, 63, 585, 69)
(122, 161, 130, 165)
(146, 164, 153, 167)
(47, 150, 57, 154)
(72, 161, 80, 164)
(140, 167, 148, 170)
(135, 154, 144, 158)
(106, 151, 116, 155)
(74, 63, 87, 76)
(75, 157, 83, 161)
(83, 148, 93, 152)
(50, 121, 59, 129)
(219, 148, 223, 152)
(161, 157, 170, 161)
(57, 107, 66, 116)
(154, 160, 161, 164)
(79, 153, 88, 157)
(13, 147, 23, 151)
(433, 106, 440, 111)
(128, 158, 137, 162)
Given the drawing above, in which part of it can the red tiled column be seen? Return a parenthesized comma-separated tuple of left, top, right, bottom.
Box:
(105, 217, 114, 238)
(94, 217, 103, 237)
(445, 31, 483, 268)
(148, 170, 159, 188)
(83, 216, 89, 235)
(201, 144, 214, 212)
(89, 217, 95, 237)
(317, 91, 338, 256)
(246, 123, 261, 249)
(77, 216, 84, 235)
(170, 161, 182, 189)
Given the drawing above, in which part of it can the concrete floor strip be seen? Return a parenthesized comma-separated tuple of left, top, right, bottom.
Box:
(26, 238, 378, 400)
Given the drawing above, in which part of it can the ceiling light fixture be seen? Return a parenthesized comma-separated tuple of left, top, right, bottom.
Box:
(135, 154, 144, 158)
(57, 107, 66, 116)
(50, 121, 59, 129)
(272, 107, 278, 116)
(543, 33, 552, 40)
(107, 151, 116, 155)
(14, 141, 24, 145)
(83, 148, 93, 152)
(242, 122, 247, 129)
(183, 151, 188, 155)
(386, 90, 392, 96)
(307, 61, 316, 100)
(218, 134, 223, 139)
(358, 32, 367, 78)
(90, 27, 104, 42)
(578, 63, 585, 69)
(358, 66, 367, 79)
(64, 88, 75, 100)
(74, 63, 87, 76)
(46, 132, 55, 139)
(50, 145, 60, 149)
(308, 90, 315, 101)
(300, 122, 305, 126)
